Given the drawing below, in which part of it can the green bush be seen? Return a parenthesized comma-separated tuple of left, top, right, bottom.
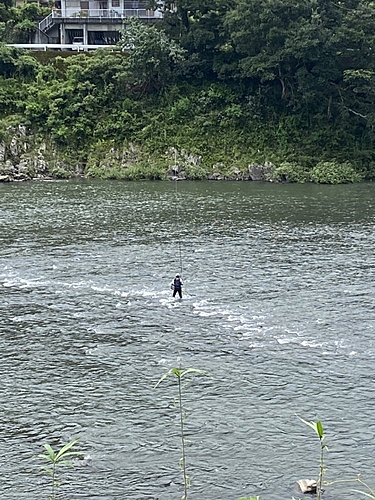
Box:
(310, 160, 363, 184)
(273, 161, 310, 183)
(183, 163, 208, 180)
(86, 162, 166, 181)
(49, 166, 71, 179)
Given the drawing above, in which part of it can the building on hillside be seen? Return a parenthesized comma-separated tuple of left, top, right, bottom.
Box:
(37, 0, 162, 46)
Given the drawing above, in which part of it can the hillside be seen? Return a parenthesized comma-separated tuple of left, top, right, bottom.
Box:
(1, 0, 375, 183)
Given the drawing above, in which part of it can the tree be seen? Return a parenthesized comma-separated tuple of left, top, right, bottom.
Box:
(161, 0, 231, 79)
(0, 2, 49, 43)
(222, 0, 375, 126)
(224, 0, 342, 98)
(118, 17, 186, 93)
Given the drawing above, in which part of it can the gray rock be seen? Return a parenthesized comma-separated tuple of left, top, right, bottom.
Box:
(4, 160, 15, 174)
(9, 137, 18, 156)
(0, 142, 5, 162)
(167, 147, 202, 167)
(207, 173, 223, 180)
(248, 162, 275, 181)
(295, 479, 317, 494)
(18, 160, 29, 174)
(18, 125, 27, 136)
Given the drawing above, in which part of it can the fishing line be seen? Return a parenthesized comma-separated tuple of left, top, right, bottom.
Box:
(175, 178, 183, 277)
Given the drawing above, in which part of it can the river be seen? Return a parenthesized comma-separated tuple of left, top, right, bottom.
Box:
(0, 179, 374, 500)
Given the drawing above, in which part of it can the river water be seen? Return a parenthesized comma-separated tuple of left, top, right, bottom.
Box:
(0, 179, 374, 500)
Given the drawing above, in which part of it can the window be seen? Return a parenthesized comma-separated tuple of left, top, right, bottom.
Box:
(112, 0, 120, 6)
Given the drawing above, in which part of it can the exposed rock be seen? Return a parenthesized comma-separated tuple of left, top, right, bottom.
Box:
(248, 162, 275, 181)
(90, 143, 142, 172)
(207, 172, 224, 180)
(166, 147, 202, 169)
(18, 159, 30, 174)
(167, 164, 180, 177)
(3, 160, 15, 174)
(0, 126, 82, 182)
(18, 125, 27, 137)
(295, 479, 317, 494)
(165, 148, 204, 179)
(230, 166, 251, 180)
(180, 149, 201, 166)
(0, 127, 281, 183)
(9, 137, 18, 156)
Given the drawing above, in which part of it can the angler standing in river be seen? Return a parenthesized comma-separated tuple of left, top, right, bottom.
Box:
(171, 273, 183, 298)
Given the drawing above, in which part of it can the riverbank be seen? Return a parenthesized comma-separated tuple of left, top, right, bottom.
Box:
(2, 2, 375, 186)
(0, 47, 373, 185)
(0, 125, 367, 184)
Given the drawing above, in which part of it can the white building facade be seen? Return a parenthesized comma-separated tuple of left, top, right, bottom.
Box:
(38, 0, 162, 45)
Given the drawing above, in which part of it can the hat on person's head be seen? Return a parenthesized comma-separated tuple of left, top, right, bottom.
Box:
(176, 274, 180, 278)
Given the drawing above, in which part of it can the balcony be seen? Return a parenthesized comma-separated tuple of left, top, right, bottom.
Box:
(39, 6, 162, 34)
(55, 7, 159, 18)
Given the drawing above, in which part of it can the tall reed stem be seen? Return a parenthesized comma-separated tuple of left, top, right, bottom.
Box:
(155, 367, 207, 500)
(177, 374, 188, 500)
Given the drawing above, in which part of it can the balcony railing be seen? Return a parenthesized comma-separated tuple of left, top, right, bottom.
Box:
(50, 8, 161, 19)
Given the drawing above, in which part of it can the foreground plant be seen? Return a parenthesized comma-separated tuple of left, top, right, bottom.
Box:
(322, 474, 375, 500)
(155, 367, 207, 500)
(298, 417, 326, 500)
(39, 438, 83, 500)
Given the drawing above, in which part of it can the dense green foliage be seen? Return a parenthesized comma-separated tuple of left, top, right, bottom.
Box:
(0, 0, 49, 43)
(2, 0, 375, 182)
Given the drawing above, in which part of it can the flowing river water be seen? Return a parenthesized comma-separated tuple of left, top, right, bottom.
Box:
(0, 179, 374, 500)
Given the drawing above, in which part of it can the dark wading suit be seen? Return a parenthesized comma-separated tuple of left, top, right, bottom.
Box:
(171, 276, 183, 298)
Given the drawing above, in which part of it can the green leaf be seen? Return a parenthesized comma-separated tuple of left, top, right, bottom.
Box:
(154, 367, 208, 388)
(298, 416, 318, 434)
(56, 459, 74, 467)
(180, 368, 207, 378)
(298, 416, 325, 441)
(154, 367, 176, 388)
(55, 438, 80, 461)
(43, 444, 56, 460)
(316, 421, 324, 440)
(58, 451, 84, 461)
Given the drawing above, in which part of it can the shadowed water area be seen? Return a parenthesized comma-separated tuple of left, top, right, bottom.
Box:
(0, 179, 374, 500)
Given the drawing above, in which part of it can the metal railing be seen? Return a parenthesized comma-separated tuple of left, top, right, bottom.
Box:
(123, 8, 161, 18)
(39, 13, 53, 32)
(7, 43, 117, 50)
(49, 8, 160, 19)
(39, 7, 162, 34)
(61, 8, 120, 18)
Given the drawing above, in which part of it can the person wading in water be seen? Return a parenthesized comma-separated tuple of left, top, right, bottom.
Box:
(171, 274, 183, 298)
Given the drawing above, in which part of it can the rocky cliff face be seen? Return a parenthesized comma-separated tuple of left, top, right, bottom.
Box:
(0, 126, 276, 182)
(0, 126, 79, 182)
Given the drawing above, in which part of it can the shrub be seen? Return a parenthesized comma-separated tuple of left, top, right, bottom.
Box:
(273, 161, 310, 183)
(183, 164, 208, 180)
(310, 160, 363, 184)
